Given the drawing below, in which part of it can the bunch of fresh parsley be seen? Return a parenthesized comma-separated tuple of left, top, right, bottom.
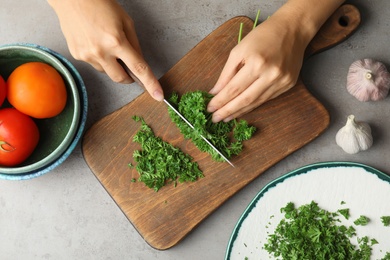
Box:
(167, 91, 256, 161)
(131, 116, 203, 191)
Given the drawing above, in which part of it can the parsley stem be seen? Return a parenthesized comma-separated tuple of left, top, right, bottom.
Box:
(238, 23, 244, 43)
(253, 9, 261, 29)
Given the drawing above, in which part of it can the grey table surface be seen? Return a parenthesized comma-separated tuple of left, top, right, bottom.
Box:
(1, 0, 389, 259)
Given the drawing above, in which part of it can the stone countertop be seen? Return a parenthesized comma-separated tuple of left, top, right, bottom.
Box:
(1, 0, 389, 259)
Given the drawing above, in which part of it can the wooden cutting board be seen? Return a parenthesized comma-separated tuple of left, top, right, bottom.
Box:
(82, 5, 360, 250)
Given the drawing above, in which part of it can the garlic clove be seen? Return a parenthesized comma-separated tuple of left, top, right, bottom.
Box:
(335, 115, 373, 154)
(346, 58, 390, 101)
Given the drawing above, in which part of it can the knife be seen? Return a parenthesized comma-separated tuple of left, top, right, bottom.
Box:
(119, 60, 235, 167)
(163, 99, 235, 168)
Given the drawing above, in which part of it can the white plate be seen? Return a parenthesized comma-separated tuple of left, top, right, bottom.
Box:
(225, 162, 390, 260)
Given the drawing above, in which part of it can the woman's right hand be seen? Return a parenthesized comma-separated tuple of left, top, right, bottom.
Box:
(47, 0, 164, 101)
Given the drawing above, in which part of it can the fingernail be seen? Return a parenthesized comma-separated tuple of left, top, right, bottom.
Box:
(223, 116, 233, 123)
(209, 87, 217, 95)
(153, 90, 164, 101)
(207, 105, 216, 113)
(212, 114, 222, 123)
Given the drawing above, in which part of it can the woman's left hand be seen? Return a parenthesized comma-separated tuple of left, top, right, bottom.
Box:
(207, 13, 309, 123)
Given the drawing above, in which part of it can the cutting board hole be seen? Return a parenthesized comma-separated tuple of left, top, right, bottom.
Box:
(338, 16, 349, 27)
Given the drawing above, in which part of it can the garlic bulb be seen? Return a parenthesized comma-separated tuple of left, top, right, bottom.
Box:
(346, 58, 390, 101)
(335, 115, 373, 154)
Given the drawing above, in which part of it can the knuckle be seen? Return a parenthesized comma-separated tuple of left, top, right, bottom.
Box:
(132, 62, 149, 76)
(111, 73, 129, 83)
(127, 17, 135, 28)
(75, 46, 104, 63)
(280, 71, 297, 88)
(226, 85, 242, 98)
(246, 55, 266, 77)
(78, 33, 125, 62)
(103, 32, 124, 49)
(70, 48, 90, 62)
(242, 94, 257, 105)
(267, 64, 284, 80)
(229, 47, 241, 58)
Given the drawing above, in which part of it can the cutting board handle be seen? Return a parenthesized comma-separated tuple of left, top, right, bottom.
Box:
(305, 4, 360, 59)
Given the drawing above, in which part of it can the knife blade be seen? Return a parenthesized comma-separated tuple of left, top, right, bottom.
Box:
(119, 60, 235, 167)
(163, 99, 235, 168)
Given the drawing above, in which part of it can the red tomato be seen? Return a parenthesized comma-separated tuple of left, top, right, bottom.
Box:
(0, 108, 40, 166)
(0, 75, 6, 107)
(7, 62, 67, 119)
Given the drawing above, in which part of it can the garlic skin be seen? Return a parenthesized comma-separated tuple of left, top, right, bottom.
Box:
(335, 115, 373, 154)
(346, 58, 390, 101)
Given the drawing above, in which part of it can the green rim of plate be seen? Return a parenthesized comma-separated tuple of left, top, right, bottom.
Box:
(0, 45, 80, 174)
(224, 161, 390, 259)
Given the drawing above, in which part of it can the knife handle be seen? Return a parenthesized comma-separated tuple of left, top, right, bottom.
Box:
(304, 4, 361, 59)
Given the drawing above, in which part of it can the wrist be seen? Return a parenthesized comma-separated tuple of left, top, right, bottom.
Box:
(270, 0, 344, 47)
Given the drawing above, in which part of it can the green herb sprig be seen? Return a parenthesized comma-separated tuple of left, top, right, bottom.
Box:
(131, 116, 203, 191)
(167, 91, 256, 162)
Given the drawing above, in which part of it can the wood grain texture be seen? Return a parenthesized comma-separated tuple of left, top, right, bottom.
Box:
(82, 5, 360, 250)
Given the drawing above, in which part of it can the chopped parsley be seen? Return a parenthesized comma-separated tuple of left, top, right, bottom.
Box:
(167, 91, 256, 161)
(381, 216, 390, 227)
(130, 116, 203, 191)
(338, 208, 350, 220)
(263, 201, 386, 260)
(354, 215, 370, 226)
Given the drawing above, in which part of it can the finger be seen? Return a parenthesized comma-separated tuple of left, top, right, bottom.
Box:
(210, 54, 244, 95)
(119, 17, 164, 101)
(90, 58, 135, 84)
(207, 64, 258, 113)
(212, 77, 284, 123)
(220, 90, 273, 122)
(117, 38, 163, 101)
(89, 62, 104, 72)
(224, 86, 285, 121)
(211, 78, 266, 123)
(123, 17, 143, 56)
(100, 57, 134, 84)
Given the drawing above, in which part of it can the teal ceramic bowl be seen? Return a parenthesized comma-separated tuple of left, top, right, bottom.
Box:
(0, 44, 84, 177)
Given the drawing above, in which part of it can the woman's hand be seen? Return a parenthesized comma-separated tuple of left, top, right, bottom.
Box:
(207, 17, 307, 123)
(47, 0, 164, 101)
(207, 0, 345, 123)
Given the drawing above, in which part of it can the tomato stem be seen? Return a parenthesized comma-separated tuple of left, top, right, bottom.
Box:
(0, 141, 16, 152)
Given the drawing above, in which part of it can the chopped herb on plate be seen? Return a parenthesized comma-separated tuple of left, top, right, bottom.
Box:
(263, 201, 381, 260)
(338, 208, 350, 219)
(354, 215, 370, 226)
(381, 216, 390, 226)
(383, 252, 390, 259)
